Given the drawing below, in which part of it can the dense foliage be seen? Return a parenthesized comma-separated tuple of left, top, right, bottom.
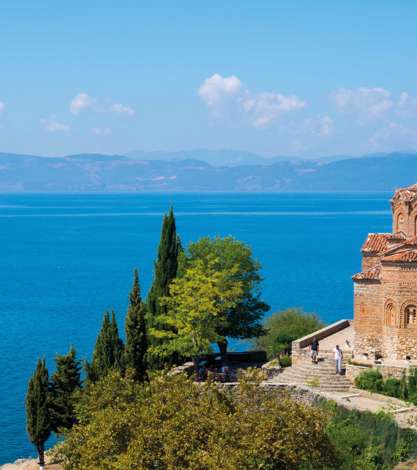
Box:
(59, 371, 336, 470)
(147, 208, 182, 367)
(355, 368, 417, 403)
(323, 402, 417, 469)
(147, 207, 181, 318)
(49, 347, 82, 433)
(254, 308, 325, 358)
(186, 236, 269, 355)
(85, 311, 124, 382)
(26, 359, 51, 467)
(124, 269, 148, 382)
(151, 257, 244, 362)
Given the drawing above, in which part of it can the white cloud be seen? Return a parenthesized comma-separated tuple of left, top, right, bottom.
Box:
(301, 115, 334, 137)
(331, 87, 392, 121)
(42, 119, 70, 133)
(70, 93, 96, 115)
(70, 92, 135, 118)
(368, 121, 417, 150)
(0, 101, 4, 114)
(198, 74, 242, 108)
(241, 92, 306, 128)
(198, 74, 306, 128)
(110, 103, 135, 116)
(396, 91, 417, 116)
(92, 127, 111, 136)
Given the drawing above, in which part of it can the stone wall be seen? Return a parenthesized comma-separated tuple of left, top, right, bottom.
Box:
(291, 319, 351, 365)
(353, 281, 383, 358)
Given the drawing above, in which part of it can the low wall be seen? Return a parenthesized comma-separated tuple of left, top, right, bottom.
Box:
(292, 319, 352, 365)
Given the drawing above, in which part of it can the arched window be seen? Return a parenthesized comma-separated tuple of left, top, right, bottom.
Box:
(397, 212, 405, 233)
(406, 305, 417, 326)
(384, 302, 396, 326)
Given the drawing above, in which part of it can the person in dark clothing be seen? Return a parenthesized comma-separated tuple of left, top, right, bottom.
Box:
(311, 337, 319, 364)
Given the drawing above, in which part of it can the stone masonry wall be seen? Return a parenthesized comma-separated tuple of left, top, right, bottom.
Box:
(354, 281, 383, 358)
(382, 263, 417, 359)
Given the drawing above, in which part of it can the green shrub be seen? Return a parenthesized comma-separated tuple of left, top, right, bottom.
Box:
(254, 308, 324, 359)
(279, 355, 292, 368)
(355, 369, 383, 392)
(322, 403, 417, 469)
(382, 378, 401, 398)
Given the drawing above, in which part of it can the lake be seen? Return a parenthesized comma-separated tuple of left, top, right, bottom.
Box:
(0, 192, 392, 463)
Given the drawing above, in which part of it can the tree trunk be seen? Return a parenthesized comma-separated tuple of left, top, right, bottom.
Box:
(217, 339, 228, 364)
(37, 443, 45, 469)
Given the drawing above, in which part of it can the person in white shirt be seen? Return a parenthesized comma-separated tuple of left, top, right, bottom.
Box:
(334, 345, 343, 375)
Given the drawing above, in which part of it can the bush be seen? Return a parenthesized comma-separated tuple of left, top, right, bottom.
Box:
(382, 378, 401, 398)
(323, 403, 417, 469)
(254, 308, 324, 359)
(60, 371, 335, 469)
(278, 355, 292, 368)
(355, 369, 383, 392)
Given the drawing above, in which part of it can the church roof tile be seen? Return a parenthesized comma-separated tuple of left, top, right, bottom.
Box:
(352, 266, 381, 282)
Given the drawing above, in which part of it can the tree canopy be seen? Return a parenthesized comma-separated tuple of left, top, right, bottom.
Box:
(185, 236, 269, 354)
(59, 371, 335, 470)
(151, 257, 244, 362)
(147, 207, 181, 318)
(85, 311, 124, 382)
(254, 308, 325, 358)
(49, 347, 82, 433)
(26, 359, 51, 467)
(124, 269, 148, 382)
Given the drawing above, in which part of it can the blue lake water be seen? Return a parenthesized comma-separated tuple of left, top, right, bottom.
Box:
(0, 192, 392, 463)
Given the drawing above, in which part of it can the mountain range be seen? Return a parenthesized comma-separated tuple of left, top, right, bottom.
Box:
(1, 150, 417, 192)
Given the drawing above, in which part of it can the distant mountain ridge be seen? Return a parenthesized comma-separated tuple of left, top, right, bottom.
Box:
(0, 150, 417, 192)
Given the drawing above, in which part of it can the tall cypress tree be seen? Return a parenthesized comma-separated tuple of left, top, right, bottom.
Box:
(147, 207, 181, 318)
(26, 359, 51, 469)
(49, 347, 82, 433)
(124, 269, 148, 381)
(85, 311, 124, 382)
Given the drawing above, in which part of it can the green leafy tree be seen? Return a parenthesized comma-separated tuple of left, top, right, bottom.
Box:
(49, 347, 82, 433)
(147, 207, 181, 319)
(26, 359, 51, 469)
(124, 269, 148, 382)
(187, 236, 269, 356)
(85, 311, 124, 382)
(151, 257, 244, 364)
(254, 308, 324, 358)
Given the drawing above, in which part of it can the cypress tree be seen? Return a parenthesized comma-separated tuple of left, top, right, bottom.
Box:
(85, 311, 124, 382)
(49, 347, 82, 433)
(124, 269, 148, 381)
(147, 207, 181, 318)
(26, 359, 51, 469)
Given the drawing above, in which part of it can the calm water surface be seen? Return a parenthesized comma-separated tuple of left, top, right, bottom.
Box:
(0, 192, 392, 463)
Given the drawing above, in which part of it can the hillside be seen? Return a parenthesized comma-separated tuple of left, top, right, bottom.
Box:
(0, 151, 417, 192)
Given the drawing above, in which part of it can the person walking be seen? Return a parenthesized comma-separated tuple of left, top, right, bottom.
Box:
(311, 337, 319, 364)
(334, 345, 343, 374)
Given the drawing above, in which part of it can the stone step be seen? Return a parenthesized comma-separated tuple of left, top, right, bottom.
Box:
(279, 368, 350, 379)
(277, 375, 350, 384)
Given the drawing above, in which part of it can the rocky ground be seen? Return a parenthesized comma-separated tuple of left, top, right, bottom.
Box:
(0, 458, 62, 470)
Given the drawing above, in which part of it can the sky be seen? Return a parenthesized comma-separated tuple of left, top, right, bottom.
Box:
(1, 1, 417, 158)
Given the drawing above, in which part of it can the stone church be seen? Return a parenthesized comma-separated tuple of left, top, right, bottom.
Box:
(353, 183, 417, 360)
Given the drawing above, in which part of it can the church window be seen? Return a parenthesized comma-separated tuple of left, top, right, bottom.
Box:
(406, 305, 417, 326)
(384, 302, 396, 326)
(397, 212, 405, 233)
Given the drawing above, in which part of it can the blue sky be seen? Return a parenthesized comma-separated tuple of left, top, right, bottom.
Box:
(1, 1, 417, 157)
